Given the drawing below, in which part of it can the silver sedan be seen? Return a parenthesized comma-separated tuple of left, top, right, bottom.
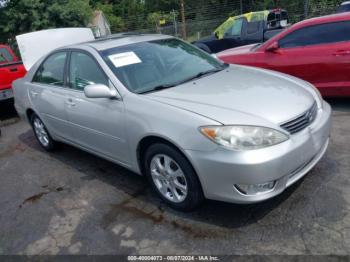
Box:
(13, 34, 331, 210)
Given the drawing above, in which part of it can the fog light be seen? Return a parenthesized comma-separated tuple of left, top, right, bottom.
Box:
(235, 181, 276, 195)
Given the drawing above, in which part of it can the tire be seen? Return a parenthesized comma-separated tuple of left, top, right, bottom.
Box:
(30, 113, 57, 151)
(144, 143, 204, 211)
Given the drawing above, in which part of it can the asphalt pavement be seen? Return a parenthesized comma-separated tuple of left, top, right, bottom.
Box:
(0, 99, 349, 255)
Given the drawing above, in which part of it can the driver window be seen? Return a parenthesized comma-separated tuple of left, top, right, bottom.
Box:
(224, 19, 243, 37)
(69, 52, 108, 91)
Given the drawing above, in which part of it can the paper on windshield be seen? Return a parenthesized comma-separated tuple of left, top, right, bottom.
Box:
(108, 52, 142, 68)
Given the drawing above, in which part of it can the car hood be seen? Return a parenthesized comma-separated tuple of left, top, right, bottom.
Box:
(146, 65, 315, 125)
(217, 44, 257, 57)
(16, 28, 95, 71)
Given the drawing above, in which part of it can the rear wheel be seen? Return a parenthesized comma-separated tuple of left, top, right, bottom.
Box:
(31, 114, 57, 151)
(144, 143, 203, 211)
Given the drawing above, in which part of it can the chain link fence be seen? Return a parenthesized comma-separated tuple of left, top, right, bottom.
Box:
(117, 0, 344, 41)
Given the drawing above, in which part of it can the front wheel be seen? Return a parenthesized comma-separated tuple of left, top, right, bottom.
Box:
(144, 143, 204, 211)
(31, 114, 57, 151)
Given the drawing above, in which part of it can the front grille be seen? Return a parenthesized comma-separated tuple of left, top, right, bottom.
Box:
(280, 102, 318, 134)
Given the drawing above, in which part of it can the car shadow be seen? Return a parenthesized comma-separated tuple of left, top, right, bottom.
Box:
(326, 97, 350, 112)
(18, 128, 303, 230)
(0, 99, 18, 122)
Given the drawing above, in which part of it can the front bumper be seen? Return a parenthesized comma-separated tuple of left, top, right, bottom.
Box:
(186, 101, 332, 204)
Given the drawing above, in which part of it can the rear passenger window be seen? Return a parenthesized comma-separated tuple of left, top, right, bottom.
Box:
(33, 52, 67, 86)
(279, 21, 350, 48)
(247, 22, 260, 34)
(68, 52, 108, 91)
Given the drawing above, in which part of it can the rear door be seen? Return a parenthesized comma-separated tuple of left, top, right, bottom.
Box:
(29, 51, 72, 139)
(243, 21, 264, 44)
(265, 21, 350, 96)
(64, 51, 129, 164)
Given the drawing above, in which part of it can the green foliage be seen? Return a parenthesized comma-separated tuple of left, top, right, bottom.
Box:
(0, 0, 343, 43)
(308, 0, 343, 17)
(147, 11, 175, 31)
(0, 0, 92, 43)
(94, 2, 125, 32)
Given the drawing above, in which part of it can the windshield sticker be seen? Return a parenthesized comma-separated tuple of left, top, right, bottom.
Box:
(108, 52, 142, 68)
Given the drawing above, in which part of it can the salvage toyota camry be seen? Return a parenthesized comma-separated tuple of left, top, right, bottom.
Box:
(13, 34, 331, 210)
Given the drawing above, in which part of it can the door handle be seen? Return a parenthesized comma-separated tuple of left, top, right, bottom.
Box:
(66, 98, 76, 107)
(30, 91, 39, 98)
(333, 50, 350, 56)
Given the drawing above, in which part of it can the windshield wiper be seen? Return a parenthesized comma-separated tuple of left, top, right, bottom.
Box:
(139, 66, 227, 95)
(138, 83, 176, 94)
(175, 67, 226, 86)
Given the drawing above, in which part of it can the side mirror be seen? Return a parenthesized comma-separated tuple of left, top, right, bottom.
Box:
(84, 84, 119, 99)
(265, 41, 280, 53)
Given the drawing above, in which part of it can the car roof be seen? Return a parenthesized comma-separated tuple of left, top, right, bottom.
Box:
(341, 1, 350, 5)
(77, 33, 174, 51)
(291, 12, 350, 30)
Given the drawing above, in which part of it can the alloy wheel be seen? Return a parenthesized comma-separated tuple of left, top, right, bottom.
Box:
(33, 118, 50, 147)
(150, 154, 188, 203)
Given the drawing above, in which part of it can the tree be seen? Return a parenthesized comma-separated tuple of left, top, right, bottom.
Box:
(147, 11, 175, 32)
(0, 0, 92, 43)
(93, 2, 125, 32)
(0, 0, 343, 43)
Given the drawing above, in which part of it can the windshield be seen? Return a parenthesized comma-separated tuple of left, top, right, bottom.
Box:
(0, 47, 14, 64)
(100, 38, 226, 94)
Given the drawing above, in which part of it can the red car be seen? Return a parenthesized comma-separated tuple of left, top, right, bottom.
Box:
(0, 45, 26, 102)
(218, 13, 350, 97)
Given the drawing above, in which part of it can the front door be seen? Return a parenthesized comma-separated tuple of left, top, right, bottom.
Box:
(65, 51, 130, 165)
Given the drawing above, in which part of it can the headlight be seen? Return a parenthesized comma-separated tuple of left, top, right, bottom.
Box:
(200, 125, 289, 150)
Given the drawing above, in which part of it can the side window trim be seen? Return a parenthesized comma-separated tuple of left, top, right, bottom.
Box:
(63, 50, 71, 88)
(32, 50, 68, 88)
(66, 49, 110, 92)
